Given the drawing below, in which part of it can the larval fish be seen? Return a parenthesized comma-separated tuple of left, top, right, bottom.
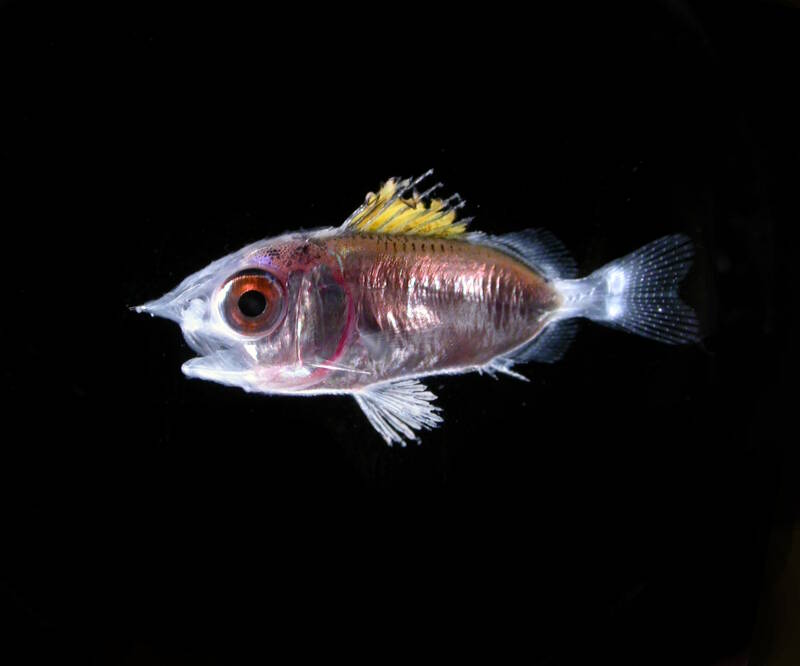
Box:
(136, 172, 700, 445)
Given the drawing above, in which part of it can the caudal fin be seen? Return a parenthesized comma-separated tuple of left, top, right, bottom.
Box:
(553, 234, 700, 344)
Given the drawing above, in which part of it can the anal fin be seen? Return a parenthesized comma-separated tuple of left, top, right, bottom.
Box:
(514, 319, 579, 364)
(354, 379, 443, 447)
(487, 319, 578, 379)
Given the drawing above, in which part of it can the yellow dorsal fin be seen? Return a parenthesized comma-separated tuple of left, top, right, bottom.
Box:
(341, 171, 470, 238)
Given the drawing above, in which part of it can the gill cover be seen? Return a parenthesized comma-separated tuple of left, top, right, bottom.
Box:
(294, 264, 351, 370)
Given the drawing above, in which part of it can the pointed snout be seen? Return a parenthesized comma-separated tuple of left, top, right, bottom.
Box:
(132, 295, 183, 322)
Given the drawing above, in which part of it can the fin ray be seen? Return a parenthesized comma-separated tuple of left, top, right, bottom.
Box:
(553, 234, 700, 344)
(468, 229, 578, 279)
(511, 319, 579, 364)
(354, 379, 443, 446)
(341, 172, 469, 239)
(483, 318, 578, 381)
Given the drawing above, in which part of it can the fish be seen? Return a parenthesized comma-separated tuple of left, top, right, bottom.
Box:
(135, 171, 700, 446)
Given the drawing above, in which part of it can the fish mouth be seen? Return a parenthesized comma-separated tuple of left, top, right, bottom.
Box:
(136, 292, 261, 385)
(181, 348, 259, 386)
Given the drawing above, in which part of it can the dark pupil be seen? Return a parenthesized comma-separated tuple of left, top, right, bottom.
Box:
(237, 290, 267, 317)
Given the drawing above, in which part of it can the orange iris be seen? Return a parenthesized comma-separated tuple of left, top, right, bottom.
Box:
(220, 269, 285, 335)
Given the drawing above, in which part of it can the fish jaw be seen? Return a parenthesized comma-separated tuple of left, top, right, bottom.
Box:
(180, 351, 322, 394)
(180, 347, 270, 392)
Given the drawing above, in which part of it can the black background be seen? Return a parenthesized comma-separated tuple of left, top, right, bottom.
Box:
(2, 1, 798, 664)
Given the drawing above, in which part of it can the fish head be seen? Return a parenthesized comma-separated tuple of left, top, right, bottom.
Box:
(136, 232, 351, 393)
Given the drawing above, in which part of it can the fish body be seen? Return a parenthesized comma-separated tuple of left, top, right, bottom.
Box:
(275, 230, 559, 390)
(137, 172, 699, 445)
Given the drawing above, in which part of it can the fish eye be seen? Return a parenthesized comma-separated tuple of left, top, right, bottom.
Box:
(238, 290, 267, 317)
(219, 269, 285, 335)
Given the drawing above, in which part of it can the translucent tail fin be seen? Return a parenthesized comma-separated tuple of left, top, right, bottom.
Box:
(553, 234, 700, 344)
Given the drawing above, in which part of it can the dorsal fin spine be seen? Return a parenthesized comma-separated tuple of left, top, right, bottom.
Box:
(341, 170, 469, 239)
(417, 182, 443, 201)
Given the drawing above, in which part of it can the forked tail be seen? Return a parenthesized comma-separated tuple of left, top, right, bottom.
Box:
(552, 234, 699, 344)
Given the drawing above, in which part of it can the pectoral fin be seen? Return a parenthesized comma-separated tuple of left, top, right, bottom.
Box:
(353, 379, 443, 447)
